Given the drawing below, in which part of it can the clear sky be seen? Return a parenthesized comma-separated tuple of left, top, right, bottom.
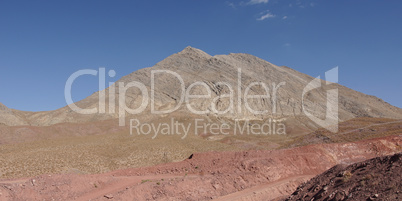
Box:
(0, 0, 401, 111)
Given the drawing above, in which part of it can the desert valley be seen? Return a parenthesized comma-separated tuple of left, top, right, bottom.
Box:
(0, 47, 401, 200)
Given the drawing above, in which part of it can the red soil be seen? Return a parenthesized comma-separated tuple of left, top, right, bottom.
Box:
(0, 135, 400, 201)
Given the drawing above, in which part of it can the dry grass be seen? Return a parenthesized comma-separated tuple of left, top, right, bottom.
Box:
(0, 117, 400, 179)
(281, 117, 402, 148)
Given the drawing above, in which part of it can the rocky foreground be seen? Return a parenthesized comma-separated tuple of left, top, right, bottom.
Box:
(285, 152, 401, 201)
(0, 135, 400, 201)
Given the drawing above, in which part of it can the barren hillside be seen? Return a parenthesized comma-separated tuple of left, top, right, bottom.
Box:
(2, 47, 401, 128)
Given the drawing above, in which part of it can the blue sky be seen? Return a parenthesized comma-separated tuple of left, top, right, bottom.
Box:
(0, 0, 401, 111)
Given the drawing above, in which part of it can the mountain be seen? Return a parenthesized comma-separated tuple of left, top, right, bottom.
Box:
(0, 102, 29, 126)
(2, 47, 402, 128)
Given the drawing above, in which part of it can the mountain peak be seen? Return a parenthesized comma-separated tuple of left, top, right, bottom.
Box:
(178, 46, 211, 58)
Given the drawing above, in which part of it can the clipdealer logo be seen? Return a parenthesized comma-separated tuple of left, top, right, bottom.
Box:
(64, 66, 339, 138)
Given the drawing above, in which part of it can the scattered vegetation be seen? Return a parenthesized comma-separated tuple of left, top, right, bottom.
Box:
(141, 179, 150, 184)
(342, 170, 353, 182)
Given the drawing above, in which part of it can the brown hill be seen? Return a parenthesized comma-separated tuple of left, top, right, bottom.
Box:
(0, 103, 28, 126)
(285, 152, 402, 201)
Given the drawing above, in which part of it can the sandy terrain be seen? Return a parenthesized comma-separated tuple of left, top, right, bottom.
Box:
(0, 135, 400, 200)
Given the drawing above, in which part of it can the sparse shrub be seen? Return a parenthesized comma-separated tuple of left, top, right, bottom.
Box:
(342, 170, 353, 182)
(141, 179, 150, 184)
(162, 152, 168, 163)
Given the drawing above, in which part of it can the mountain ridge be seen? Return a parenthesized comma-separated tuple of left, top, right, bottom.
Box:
(1, 47, 401, 127)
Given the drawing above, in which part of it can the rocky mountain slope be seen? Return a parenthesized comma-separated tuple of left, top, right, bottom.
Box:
(0, 103, 28, 126)
(1, 47, 402, 129)
(285, 152, 402, 201)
